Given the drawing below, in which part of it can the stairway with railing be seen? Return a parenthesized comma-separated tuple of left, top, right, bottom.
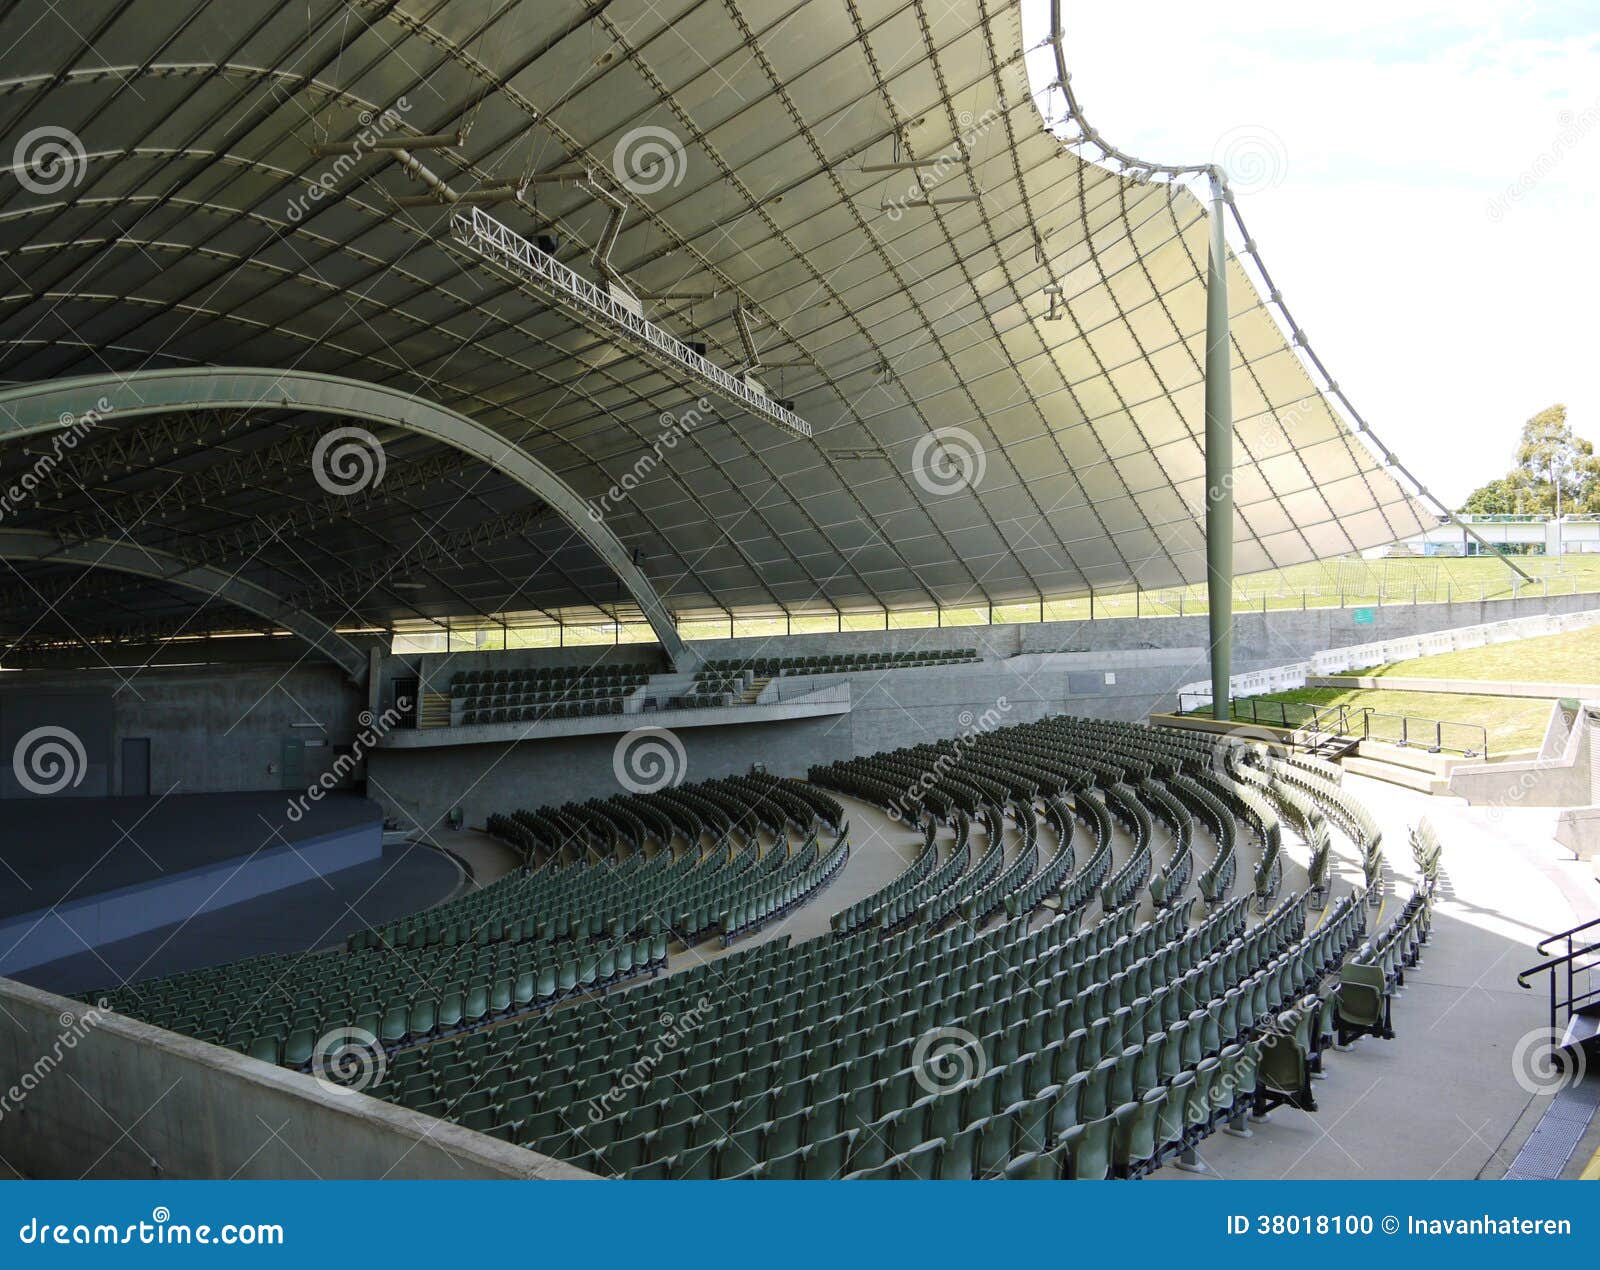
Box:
(1518, 916, 1600, 1052)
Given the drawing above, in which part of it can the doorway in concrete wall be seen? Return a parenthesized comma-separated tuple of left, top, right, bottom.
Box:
(119, 737, 150, 797)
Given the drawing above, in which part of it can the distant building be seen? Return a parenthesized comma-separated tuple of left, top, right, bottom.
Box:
(1367, 514, 1600, 557)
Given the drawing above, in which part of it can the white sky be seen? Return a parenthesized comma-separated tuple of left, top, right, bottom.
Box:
(1020, 0, 1600, 505)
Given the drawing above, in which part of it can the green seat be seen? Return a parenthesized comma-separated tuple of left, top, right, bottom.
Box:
(407, 999, 437, 1037)
(1057, 1116, 1109, 1180)
(282, 1028, 316, 1067)
(380, 1004, 409, 1045)
(247, 1035, 282, 1065)
(1111, 1089, 1166, 1178)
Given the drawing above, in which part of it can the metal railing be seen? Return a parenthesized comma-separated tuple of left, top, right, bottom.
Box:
(452, 207, 811, 437)
(1518, 915, 1600, 1037)
(1174, 695, 1490, 758)
(1359, 711, 1489, 758)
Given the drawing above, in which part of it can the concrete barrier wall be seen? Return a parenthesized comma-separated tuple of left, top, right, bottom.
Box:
(1310, 674, 1600, 699)
(1177, 605, 1600, 704)
(1446, 704, 1593, 807)
(0, 976, 588, 1180)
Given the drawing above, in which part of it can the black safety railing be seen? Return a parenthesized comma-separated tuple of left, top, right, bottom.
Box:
(1518, 915, 1600, 1037)
(1174, 694, 1489, 758)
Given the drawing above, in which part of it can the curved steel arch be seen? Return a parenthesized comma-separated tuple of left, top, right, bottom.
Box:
(0, 368, 693, 668)
(0, 529, 370, 681)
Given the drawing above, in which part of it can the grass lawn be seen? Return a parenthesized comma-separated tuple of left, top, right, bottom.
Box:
(1352, 624, 1600, 687)
(1038, 553, 1600, 622)
(1221, 686, 1555, 755)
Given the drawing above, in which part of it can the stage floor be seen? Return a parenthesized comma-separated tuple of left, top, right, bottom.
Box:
(18, 839, 461, 996)
(0, 791, 382, 921)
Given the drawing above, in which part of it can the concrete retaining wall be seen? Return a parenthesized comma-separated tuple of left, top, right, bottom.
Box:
(0, 976, 586, 1179)
(1311, 674, 1600, 699)
(1446, 703, 1594, 807)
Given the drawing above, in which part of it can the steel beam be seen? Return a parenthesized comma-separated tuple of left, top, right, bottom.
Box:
(0, 368, 696, 669)
(1204, 171, 1234, 723)
(0, 529, 370, 681)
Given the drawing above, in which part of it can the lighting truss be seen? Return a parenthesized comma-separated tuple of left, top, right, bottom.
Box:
(450, 206, 811, 438)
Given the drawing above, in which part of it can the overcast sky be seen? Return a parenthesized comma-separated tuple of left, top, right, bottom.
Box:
(1020, 0, 1599, 506)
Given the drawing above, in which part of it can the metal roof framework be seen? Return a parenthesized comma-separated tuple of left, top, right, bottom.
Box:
(0, 0, 1427, 656)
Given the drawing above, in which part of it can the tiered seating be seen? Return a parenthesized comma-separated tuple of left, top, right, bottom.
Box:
(85, 698, 1418, 1181)
(1274, 755, 1384, 898)
(1334, 882, 1434, 1046)
(1410, 818, 1442, 882)
(672, 668, 748, 709)
(88, 772, 842, 1070)
(700, 648, 980, 680)
(450, 663, 652, 725)
(369, 885, 1375, 1178)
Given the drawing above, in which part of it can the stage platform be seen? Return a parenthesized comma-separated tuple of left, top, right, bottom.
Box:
(0, 791, 399, 979)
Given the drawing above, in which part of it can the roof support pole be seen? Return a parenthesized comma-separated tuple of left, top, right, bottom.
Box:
(1204, 170, 1234, 723)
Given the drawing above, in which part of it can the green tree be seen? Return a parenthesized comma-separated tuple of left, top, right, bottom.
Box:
(1460, 474, 1528, 515)
(1458, 405, 1600, 515)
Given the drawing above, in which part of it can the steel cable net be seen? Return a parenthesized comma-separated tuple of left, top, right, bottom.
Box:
(0, 0, 1460, 639)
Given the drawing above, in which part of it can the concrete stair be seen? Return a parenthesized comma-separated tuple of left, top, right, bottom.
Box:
(740, 675, 771, 705)
(417, 691, 452, 729)
(1340, 739, 1454, 794)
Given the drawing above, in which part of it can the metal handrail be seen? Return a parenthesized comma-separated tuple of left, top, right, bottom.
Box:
(1517, 939, 1600, 987)
(1535, 913, 1600, 958)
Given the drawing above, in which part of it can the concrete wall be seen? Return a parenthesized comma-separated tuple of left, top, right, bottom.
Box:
(362, 596, 1600, 827)
(1446, 704, 1594, 807)
(0, 663, 365, 798)
(368, 713, 856, 828)
(0, 976, 585, 1179)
